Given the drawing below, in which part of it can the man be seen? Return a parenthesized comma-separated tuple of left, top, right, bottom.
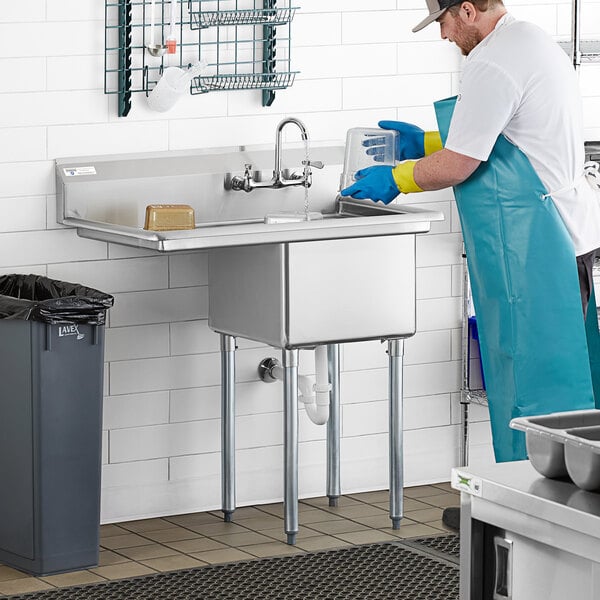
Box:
(342, 0, 600, 528)
(343, 0, 600, 314)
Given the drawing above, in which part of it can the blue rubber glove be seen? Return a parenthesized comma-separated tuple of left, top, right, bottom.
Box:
(340, 165, 400, 205)
(363, 121, 426, 162)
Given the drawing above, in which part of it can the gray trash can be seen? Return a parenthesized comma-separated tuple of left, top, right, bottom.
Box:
(0, 275, 113, 576)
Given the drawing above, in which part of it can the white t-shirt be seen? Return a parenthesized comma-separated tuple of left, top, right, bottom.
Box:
(445, 14, 600, 256)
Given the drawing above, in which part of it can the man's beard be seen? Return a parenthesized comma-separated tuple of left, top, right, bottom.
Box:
(454, 18, 483, 56)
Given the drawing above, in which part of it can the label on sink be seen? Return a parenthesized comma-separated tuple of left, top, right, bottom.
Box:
(63, 166, 97, 177)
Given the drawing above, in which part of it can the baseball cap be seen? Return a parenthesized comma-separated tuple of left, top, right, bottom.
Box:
(412, 0, 463, 32)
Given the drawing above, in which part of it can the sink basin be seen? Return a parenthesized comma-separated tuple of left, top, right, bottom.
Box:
(208, 232, 421, 348)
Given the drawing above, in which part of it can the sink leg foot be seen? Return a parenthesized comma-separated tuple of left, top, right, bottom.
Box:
(391, 517, 402, 530)
(223, 510, 234, 523)
(286, 533, 297, 545)
(328, 496, 339, 507)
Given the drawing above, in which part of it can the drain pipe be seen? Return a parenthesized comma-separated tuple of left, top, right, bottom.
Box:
(259, 346, 332, 425)
(308, 345, 331, 425)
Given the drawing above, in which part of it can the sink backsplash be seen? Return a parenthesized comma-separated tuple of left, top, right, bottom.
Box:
(56, 144, 345, 228)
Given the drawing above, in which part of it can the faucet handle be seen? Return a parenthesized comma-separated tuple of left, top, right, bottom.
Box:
(302, 160, 324, 169)
(230, 163, 255, 192)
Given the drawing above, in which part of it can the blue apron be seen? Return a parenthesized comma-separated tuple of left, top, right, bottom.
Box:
(434, 96, 596, 462)
(586, 287, 600, 403)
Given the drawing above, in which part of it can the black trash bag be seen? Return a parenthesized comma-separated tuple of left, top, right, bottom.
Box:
(0, 274, 114, 325)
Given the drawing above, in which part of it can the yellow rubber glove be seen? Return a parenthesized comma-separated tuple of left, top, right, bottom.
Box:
(424, 131, 443, 156)
(391, 161, 423, 194)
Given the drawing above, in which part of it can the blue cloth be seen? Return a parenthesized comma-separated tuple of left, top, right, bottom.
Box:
(434, 96, 596, 462)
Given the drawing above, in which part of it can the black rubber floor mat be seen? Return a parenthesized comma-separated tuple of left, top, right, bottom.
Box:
(403, 534, 460, 564)
(6, 542, 458, 600)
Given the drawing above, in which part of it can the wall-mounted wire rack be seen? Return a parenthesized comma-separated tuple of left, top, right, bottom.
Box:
(105, 0, 299, 117)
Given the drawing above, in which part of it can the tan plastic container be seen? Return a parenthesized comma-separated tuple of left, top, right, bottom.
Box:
(144, 204, 195, 231)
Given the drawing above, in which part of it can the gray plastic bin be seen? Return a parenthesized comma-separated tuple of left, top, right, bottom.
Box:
(0, 275, 113, 576)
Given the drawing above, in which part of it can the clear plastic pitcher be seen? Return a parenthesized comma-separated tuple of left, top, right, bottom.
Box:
(340, 127, 397, 192)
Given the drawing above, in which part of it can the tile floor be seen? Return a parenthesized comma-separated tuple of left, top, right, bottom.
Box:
(0, 483, 459, 597)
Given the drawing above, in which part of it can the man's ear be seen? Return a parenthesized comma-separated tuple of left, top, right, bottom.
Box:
(459, 1, 477, 23)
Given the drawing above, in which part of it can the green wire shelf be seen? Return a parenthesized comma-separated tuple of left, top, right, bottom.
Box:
(191, 70, 297, 93)
(190, 7, 297, 29)
(105, 0, 298, 116)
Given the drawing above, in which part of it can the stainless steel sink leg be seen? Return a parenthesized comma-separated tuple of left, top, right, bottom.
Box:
(388, 338, 405, 529)
(283, 348, 299, 545)
(326, 344, 341, 507)
(221, 334, 236, 523)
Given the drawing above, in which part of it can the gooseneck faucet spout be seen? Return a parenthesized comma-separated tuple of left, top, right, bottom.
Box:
(230, 117, 323, 192)
(274, 117, 308, 186)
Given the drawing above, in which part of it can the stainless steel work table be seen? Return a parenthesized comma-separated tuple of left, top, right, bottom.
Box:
(454, 460, 600, 599)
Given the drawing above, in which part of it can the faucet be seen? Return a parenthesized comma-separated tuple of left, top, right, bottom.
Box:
(230, 117, 324, 192)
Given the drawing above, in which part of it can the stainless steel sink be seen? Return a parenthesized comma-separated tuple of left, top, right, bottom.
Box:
(54, 142, 444, 347)
(55, 140, 445, 546)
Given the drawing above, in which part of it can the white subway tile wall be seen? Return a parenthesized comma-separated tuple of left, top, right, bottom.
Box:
(1, 1, 598, 523)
